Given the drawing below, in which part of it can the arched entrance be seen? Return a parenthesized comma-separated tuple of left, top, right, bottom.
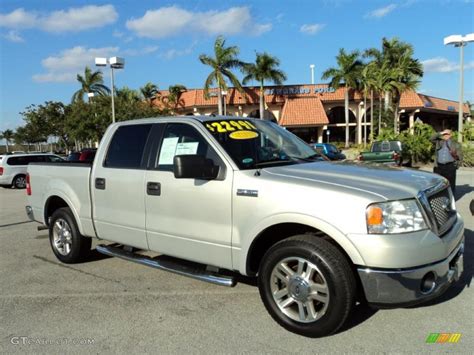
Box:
(326, 106, 357, 143)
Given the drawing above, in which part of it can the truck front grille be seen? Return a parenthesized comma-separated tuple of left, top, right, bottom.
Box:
(427, 187, 457, 236)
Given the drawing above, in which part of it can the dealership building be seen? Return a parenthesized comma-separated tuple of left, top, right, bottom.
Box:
(156, 84, 471, 144)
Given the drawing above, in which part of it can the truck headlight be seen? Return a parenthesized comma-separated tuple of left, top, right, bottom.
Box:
(366, 199, 427, 234)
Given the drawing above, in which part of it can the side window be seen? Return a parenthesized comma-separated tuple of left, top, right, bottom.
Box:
(48, 155, 63, 162)
(29, 156, 46, 163)
(104, 124, 152, 169)
(156, 123, 219, 171)
(7, 156, 27, 165)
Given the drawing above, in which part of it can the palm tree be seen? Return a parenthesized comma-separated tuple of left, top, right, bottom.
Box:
(1, 129, 14, 152)
(322, 48, 363, 148)
(72, 66, 110, 103)
(140, 82, 159, 107)
(199, 36, 246, 115)
(242, 52, 287, 119)
(381, 37, 423, 132)
(116, 86, 140, 103)
(167, 84, 187, 112)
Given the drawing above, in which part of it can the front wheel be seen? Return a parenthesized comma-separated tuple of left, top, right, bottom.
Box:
(49, 207, 91, 263)
(258, 235, 356, 337)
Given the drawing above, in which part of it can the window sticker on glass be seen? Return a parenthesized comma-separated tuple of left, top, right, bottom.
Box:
(229, 131, 259, 140)
(205, 120, 257, 133)
(175, 142, 199, 155)
(158, 137, 179, 165)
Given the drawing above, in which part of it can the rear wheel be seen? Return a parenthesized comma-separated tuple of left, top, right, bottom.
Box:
(13, 175, 27, 189)
(258, 235, 355, 337)
(49, 207, 91, 263)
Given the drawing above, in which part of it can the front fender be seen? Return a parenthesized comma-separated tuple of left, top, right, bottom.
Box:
(237, 212, 366, 275)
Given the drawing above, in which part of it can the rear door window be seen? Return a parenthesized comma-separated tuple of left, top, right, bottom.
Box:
(104, 124, 152, 169)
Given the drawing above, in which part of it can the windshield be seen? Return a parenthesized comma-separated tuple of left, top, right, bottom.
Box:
(202, 119, 318, 169)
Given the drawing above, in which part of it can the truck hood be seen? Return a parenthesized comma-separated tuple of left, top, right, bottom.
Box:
(265, 161, 443, 201)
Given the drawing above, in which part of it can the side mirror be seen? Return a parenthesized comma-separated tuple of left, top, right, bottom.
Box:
(173, 155, 219, 180)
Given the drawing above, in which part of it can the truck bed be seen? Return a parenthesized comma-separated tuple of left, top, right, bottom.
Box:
(27, 162, 95, 237)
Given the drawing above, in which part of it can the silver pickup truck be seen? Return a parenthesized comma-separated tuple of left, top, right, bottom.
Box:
(26, 116, 464, 337)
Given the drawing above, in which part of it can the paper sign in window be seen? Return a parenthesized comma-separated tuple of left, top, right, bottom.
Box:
(175, 142, 199, 156)
(158, 137, 179, 165)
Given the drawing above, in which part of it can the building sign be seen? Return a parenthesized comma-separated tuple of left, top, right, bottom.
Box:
(265, 86, 336, 96)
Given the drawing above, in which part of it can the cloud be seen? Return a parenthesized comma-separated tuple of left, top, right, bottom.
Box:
(422, 57, 474, 73)
(160, 42, 197, 60)
(122, 45, 159, 56)
(126, 6, 271, 38)
(33, 46, 119, 83)
(2, 30, 24, 42)
(300, 24, 326, 35)
(365, 4, 397, 18)
(0, 5, 118, 33)
(0, 8, 37, 29)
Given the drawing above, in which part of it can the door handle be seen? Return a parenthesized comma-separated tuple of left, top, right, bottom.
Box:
(147, 182, 161, 196)
(95, 178, 106, 190)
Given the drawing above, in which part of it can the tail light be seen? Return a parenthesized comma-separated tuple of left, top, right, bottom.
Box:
(392, 152, 400, 160)
(0, 167, 3, 176)
(26, 173, 31, 196)
(358, 155, 363, 161)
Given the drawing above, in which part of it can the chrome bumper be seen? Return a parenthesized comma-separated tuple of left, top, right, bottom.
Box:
(358, 238, 464, 305)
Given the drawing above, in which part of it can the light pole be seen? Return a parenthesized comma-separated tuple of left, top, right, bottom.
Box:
(310, 64, 315, 85)
(444, 33, 474, 143)
(95, 57, 125, 123)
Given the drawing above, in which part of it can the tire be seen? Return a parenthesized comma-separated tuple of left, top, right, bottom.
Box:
(13, 174, 27, 189)
(258, 235, 356, 338)
(49, 207, 91, 263)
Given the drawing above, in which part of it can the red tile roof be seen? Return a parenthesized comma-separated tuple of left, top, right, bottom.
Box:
(279, 97, 329, 127)
(155, 86, 470, 116)
(400, 91, 469, 113)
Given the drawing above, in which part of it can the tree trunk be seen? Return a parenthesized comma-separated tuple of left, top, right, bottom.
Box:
(378, 94, 382, 135)
(5, 140, 9, 153)
(217, 76, 223, 116)
(370, 90, 374, 143)
(259, 81, 265, 120)
(363, 92, 367, 148)
(344, 87, 349, 148)
(384, 91, 390, 112)
(393, 100, 400, 134)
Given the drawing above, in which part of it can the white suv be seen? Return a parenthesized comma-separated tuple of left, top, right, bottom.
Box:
(0, 153, 64, 189)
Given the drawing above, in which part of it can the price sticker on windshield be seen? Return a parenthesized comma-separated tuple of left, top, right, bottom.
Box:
(205, 120, 259, 139)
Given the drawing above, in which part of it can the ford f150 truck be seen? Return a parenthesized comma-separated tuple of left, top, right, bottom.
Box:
(26, 116, 464, 338)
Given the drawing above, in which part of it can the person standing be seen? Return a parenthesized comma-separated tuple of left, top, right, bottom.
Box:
(431, 129, 462, 195)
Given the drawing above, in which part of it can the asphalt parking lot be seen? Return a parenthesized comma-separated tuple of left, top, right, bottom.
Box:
(0, 168, 473, 353)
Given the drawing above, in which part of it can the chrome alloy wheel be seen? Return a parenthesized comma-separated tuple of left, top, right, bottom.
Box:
(52, 218, 73, 256)
(15, 176, 27, 188)
(270, 257, 330, 323)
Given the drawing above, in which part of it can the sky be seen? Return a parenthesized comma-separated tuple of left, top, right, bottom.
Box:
(1, 0, 473, 133)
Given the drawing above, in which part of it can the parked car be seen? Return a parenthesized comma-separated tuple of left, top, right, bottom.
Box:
(358, 140, 403, 165)
(0, 153, 64, 188)
(67, 149, 97, 162)
(26, 117, 464, 337)
(79, 149, 97, 162)
(311, 143, 346, 160)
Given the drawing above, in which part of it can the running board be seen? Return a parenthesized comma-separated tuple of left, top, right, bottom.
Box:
(96, 244, 235, 287)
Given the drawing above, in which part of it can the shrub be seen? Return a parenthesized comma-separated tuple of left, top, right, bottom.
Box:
(461, 143, 474, 167)
(399, 123, 435, 164)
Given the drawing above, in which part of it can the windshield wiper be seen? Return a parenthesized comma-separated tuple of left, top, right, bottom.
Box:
(289, 154, 324, 162)
(254, 159, 295, 167)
